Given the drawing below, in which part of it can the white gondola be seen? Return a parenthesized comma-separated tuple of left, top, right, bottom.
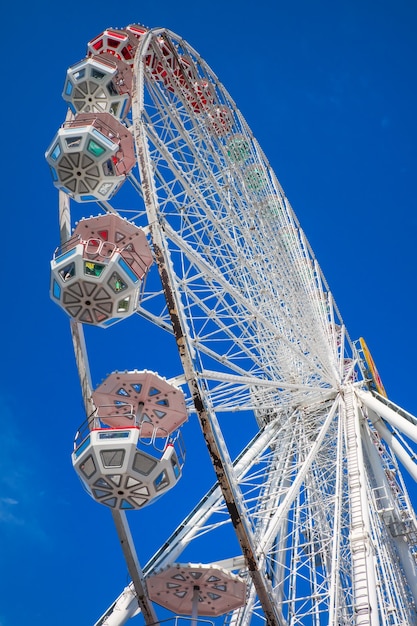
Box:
(72, 370, 187, 510)
(45, 112, 135, 202)
(50, 213, 152, 327)
(63, 54, 132, 120)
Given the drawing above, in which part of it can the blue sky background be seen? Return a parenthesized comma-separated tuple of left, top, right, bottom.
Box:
(1, 1, 417, 624)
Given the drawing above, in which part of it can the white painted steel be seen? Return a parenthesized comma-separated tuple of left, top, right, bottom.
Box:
(56, 25, 417, 626)
(357, 388, 417, 443)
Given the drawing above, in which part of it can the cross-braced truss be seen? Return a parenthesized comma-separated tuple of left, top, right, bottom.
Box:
(56, 26, 417, 626)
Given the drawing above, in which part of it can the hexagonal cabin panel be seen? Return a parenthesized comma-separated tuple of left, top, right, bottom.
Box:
(45, 112, 135, 202)
(146, 563, 247, 617)
(63, 53, 132, 119)
(92, 370, 188, 437)
(72, 428, 184, 510)
(50, 214, 153, 327)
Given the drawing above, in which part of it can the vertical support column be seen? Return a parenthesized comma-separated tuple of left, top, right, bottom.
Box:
(59, 180, 95, 418)
(343, 386, 379, 625)
(111, 511, 158, 625)
(328, 408, 343, 626)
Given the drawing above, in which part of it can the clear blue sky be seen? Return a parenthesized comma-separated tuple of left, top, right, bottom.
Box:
(2, 1, 417, 624)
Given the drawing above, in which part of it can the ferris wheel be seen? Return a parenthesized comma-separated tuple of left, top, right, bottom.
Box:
(45, 23, 417, 626)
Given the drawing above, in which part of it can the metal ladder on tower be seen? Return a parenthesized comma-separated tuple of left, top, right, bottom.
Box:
(344, 387, 377, 625)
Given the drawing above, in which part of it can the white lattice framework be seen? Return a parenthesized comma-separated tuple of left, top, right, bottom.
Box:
(56, 27, 417, 626)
